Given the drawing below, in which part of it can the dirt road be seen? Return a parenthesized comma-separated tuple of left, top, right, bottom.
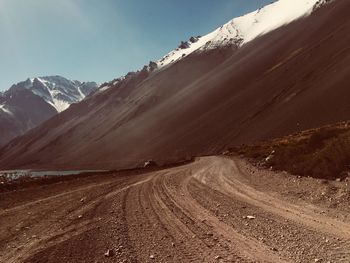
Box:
(1, 156, 350, 263)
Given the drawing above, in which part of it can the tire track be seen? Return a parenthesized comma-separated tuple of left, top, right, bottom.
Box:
(191, 156, 350, 262)
(2, 156, 350, 262)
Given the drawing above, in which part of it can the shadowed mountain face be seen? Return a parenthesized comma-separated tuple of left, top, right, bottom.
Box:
(0, 1, 348, 170)
(0, 89, 57, 147)
(0, 76, 97, 147)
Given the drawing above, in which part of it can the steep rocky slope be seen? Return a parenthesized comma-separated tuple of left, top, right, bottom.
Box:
(0, 0, 347, 170)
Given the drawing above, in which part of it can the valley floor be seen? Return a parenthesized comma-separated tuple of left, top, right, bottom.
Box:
(1, 156, 350, 263)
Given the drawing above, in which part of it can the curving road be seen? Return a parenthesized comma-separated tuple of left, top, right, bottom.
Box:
(1, 156, 350, 263)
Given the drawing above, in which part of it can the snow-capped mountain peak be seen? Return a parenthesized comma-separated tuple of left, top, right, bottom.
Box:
(0, 76, 97, 147)
(10, 76, 98, 112)
(95, 0, 333, 97)
(157, 0, 329, 68)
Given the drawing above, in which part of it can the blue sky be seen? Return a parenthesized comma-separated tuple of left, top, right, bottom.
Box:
(0, 0, 271, 90)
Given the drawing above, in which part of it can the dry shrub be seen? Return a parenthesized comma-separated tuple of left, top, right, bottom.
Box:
(237, 122, 350, 179)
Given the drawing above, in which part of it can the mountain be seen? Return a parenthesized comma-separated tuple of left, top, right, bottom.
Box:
(0, 0, 345, 170)
(156, 0, 326, 68)
(9, 76, 97, 112)
(0, 76, 97, 146)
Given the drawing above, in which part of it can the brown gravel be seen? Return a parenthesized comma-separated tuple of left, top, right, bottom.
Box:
(1, 156, 349, 263)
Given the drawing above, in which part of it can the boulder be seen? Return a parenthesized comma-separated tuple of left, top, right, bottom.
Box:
(179, 41, 190, 49)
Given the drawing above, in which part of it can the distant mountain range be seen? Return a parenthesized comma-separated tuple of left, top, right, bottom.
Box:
(0, 0, 345, 170)
(0, 76, 97, 146)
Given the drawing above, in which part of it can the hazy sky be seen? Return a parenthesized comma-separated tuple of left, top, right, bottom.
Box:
(0, 0, 271, 90)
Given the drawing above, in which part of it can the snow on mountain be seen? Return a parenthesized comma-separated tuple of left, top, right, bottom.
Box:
(96, 0, 333, 97)
(12, 76, 98, 112)
(99, 85, 111, 92)
(0, 104, 12, 115)
(157, 0, 326, 68)
(0, 76, 97, 147)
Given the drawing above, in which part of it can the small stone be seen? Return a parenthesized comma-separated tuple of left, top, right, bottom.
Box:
(215, 255, 222, 260)
(104, 249, 114, 257)
(246, 216, 256, 220)
(314, 259, 322, 262)
(78, 215, 83, 219)
(150, 255, 155, 259)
